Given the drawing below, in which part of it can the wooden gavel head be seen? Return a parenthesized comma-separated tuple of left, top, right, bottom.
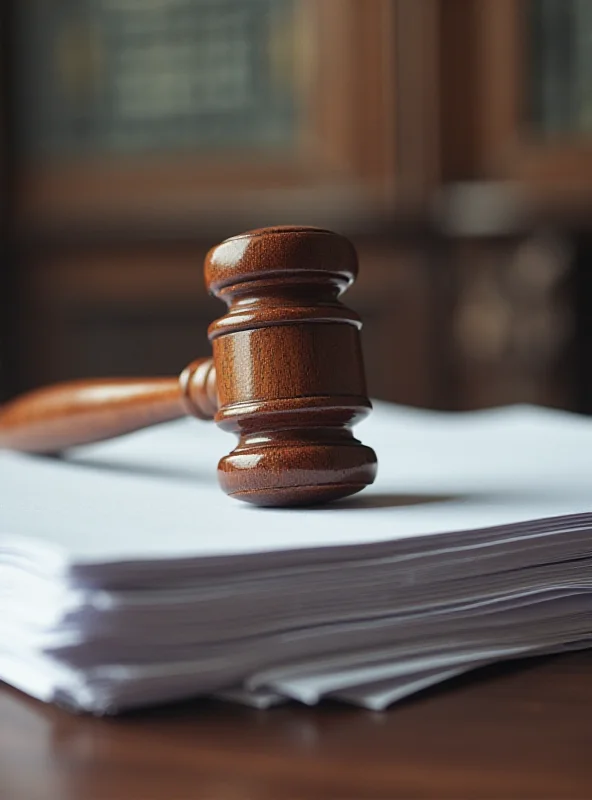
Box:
(195, 225, 377, 506)
(0, 226, 377, 507)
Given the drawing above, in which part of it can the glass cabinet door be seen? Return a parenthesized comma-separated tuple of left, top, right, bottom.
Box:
(19, 0, 301, 160)
(17, 0, 397, 227)
(468, 0, 592, 187)
(529, 0, 592, 137)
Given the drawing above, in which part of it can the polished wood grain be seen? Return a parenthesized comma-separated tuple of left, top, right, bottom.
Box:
(0, 226, 377, 506)
(205, 226, 376, 506)
(2, 651, 592, 800)
(0, 357, 216, 453)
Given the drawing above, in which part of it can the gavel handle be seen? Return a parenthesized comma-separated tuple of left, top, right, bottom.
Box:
(0, 358, 217, 454)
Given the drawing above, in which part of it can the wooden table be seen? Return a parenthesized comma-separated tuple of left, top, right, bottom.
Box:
(1, 651, 592, 799)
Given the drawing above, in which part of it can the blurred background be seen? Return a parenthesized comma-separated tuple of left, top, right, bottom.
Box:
(2, 0, 592, 411)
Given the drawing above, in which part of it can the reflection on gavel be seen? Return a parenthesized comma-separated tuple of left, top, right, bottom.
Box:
(0, 226, 377, 506)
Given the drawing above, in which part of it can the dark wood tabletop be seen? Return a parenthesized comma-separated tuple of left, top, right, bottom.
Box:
(1, 651, 591, 800)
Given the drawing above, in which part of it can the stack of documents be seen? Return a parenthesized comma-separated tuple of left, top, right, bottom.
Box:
(2, 401, 592, 714)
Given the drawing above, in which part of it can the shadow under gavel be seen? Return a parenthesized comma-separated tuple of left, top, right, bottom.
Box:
(0, 226, 377, 507)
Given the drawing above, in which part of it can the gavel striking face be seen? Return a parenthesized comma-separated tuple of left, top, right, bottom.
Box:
(0, 226, 377, 506)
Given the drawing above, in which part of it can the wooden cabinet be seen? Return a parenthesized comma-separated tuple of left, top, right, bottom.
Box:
(11, 0, 432, 406)
(436, 0, 592, 410)
(443, 0, 592, 199)
(5, 0, 592, 410)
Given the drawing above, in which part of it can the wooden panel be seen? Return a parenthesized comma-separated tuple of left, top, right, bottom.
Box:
(350, 241, 433, 406)
(21, 248, 217, 388)
(21, 242, 435, 407)
(395, 0, 440, 204)
(448, 235, 572, 410)
(438, 0, 483, 181)
(474, 0, 592, 195)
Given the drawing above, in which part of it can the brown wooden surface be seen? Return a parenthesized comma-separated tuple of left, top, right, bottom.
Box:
(1, 651, 592, 799)
(205, 226, 376, 506)
(0, 358, 216, 453)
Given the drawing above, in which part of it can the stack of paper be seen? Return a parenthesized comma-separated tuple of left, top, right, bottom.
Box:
(2, 401, 592, 714)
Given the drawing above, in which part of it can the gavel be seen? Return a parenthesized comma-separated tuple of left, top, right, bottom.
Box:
(0, 226, 377, 506)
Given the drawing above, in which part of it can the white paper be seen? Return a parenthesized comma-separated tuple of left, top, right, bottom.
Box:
(2, 403, 592, 575)
(2, 401, 592, 713)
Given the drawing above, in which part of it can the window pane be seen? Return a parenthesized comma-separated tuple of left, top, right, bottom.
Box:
(529, 0, 592, 135)
(18, 0, 303, 159)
